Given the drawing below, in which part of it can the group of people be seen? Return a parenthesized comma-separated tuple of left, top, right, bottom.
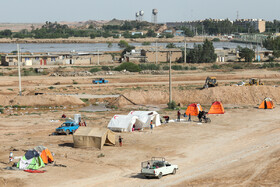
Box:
(176, 110, 208, 122)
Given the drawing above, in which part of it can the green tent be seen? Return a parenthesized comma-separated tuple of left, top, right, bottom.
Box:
(17, 156, 45, 170)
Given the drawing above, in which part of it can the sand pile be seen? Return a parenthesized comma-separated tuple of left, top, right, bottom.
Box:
(116, 86, 280, 107)
(0, 95, 85, 107)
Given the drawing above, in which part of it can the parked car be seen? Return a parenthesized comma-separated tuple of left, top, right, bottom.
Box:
(55, 121, 79, 135)
(141, 157, 178, 179)
(93, 78, 108, 84)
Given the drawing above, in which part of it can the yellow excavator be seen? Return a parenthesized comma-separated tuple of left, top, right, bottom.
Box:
(245, 78, 264, 86)
(203, 76, 218, 89)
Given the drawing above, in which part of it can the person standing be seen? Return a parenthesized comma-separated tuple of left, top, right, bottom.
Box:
(177, 110, 181, 122)
(119, 136, 123, 147)
(150, 121, 153, 130)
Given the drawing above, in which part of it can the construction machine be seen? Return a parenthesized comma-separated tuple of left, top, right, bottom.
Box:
(245, 78, 263, 86)
(203, 76, 218, 89)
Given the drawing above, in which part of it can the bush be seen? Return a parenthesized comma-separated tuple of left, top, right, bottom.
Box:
(162, 65, 169, 70)
(101, 66, 110, 71)
(89, 67, 101, 73)
(167, 100, 176, 109)
(190, 66, 197, 70)
(184, 66, 189, 70)
(171, 65, 183, 70)
(211, 64, 221, 69)
(232, 65, 243, 69)
(0, 108, 4, 114)
(142, 42, 151, 46)
(212, 38, 220, 42)
(139, 64, 160, 70)
(114, 62, 141, 72)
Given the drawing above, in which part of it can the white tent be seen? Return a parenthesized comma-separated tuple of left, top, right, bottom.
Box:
(128, 111, 161, 127)
(108, 115, 145, 132)
(108, 111, 161, 132)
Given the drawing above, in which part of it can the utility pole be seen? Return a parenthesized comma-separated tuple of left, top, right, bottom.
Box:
(155, 41, 158, 64)
(97, 49, 100, 65)
(184, 36, 187, 63)
(169, 51, 172, 104)
(17, 44, 22, 96)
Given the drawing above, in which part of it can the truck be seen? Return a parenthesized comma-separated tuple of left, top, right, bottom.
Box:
(55, 120, 80, 135)
(92, 78, 108, 84)
(141, 157, 178, 179)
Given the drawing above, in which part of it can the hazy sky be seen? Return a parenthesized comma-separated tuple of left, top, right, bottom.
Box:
(2, 0, 279, 23)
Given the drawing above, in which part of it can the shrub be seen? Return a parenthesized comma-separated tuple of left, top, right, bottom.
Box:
(114, 62, 141, 72)
(212, 38, 220, 42)
(190, 66, 197, 70)
(142, 42, 151, 46)
(139, 64, 160, 70)
(101, 66, 110, 71)
(171, 65, 183, 70)
(49, 86, 55, 89)
(89, 67, 101, 73)
(232, 65, 243, 69)
(167, 101, 176, 109)
(211, 64, 221, 69)
(184, 66, 189, 70)
(0, 108, 4, 114)
(162, 65, 169, 70)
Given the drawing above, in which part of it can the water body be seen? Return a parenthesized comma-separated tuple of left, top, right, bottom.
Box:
(0, 42, 265, 53)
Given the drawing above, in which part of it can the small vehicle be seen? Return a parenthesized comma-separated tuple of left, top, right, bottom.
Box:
(245, 78, 263, 86)
(55, 121, 80, 135)
(141, 157, 178, 179)
(92, 78, 108, 84)
(203, 76, 218, 89)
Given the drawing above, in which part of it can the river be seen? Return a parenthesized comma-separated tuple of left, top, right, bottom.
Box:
(0, 42, 265, 53)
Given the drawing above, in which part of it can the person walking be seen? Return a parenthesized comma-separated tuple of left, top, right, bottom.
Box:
(119, 136, 123, 147)
(150, 121, 153, 130)
(177, 110, 181, 122)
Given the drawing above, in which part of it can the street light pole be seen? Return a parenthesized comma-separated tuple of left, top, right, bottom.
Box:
(184, 36, 187, 63)
(17, 44, 22, 96)
(169, 51, 172, 104)
(155, 41, 158, 64)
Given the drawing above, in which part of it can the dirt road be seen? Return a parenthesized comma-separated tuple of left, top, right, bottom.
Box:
(0, 106, 279, 186)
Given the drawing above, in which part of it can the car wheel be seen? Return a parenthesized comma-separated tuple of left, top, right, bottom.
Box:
(145, 176, 150, 179)
(66, 130, 70, 135)
(172, 169, 176, 175)
(158, 172, 162, 179)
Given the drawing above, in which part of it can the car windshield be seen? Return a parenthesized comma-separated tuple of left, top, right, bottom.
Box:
(61, 123, 71, 127)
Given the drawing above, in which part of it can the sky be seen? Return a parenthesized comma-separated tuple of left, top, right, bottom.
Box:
(1, 0, 279, 23)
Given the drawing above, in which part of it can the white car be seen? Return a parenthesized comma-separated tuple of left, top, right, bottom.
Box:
(141, 157, 178, 179)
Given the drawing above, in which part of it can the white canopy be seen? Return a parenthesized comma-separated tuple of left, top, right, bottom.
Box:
(128, 111, 161, 127)
(108, 111, 161, 132)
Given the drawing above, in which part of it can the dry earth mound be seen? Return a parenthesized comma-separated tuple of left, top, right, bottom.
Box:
(0, 95, 84, 107)
(116, 86, 280, 107)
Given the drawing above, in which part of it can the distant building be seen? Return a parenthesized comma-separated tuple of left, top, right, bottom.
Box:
(234, 19, 266, 33)
(1, 52, 114, 66)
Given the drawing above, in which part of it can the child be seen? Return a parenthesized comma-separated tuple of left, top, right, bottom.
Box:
(119, 136, 123, 147)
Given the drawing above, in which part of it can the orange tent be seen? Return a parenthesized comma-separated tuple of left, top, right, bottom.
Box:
(34, 146, 54, 164)
(259, 98, 274, 109)
(208, 101, 225, 114)
(40, 148, 54, 164)
(185, 103, 203, 116)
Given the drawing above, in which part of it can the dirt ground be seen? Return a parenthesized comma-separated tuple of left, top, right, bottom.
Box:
(0, 69, 279, 186)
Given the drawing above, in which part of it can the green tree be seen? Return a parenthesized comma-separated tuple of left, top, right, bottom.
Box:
(146, 29, 157, 37)
(166, 43, 176, 48)
(118, 40, 129, 48)
(238, 47, 255, 62)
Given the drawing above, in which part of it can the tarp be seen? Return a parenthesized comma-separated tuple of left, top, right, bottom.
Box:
(259, 98, 274, 109)
(73, 127, 115, 149)
(208, 101, 225, 114)
(108, 111, 161, 132)
(185, 103, 203, 116)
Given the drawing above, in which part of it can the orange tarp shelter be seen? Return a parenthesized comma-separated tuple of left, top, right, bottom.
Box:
(259, 98, 274, 109)
(185, 103, 203, 116)
(208, 101, 225, 114)
(34, 146, 54, 164)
